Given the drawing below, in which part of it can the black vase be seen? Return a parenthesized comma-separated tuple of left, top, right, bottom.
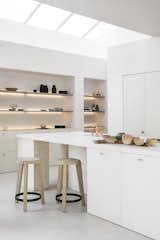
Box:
(40, 84, 48, 93)
(52, 85, 57, 94)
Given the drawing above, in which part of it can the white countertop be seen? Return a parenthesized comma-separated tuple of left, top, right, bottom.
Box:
(17, 131, 160, 157)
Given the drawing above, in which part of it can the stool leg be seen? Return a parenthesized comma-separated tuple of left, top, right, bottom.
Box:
(23, 162, 28, 212)
(15, 163, 24, 203)
(37, 162, 45, 204)
(57, 165, 63, 194)
(62, 164, 68, 211)
(76, 162, 85, 207)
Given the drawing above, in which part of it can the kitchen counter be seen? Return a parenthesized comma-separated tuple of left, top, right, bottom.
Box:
(17, 131, 160, 157)
(17, 131, 160, 239)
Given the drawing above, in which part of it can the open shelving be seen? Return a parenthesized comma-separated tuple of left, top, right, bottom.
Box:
(84, 95, 105, 99)
(84, 78, 107, 133)
(0, 90, 73, 97)
(0, 68, 74, 130)
(0, 110, 73, 113)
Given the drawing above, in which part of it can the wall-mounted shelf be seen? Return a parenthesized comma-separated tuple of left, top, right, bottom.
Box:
(0, 110, 73, 113)
(84, 126, 105, 129)
(84, 95, 105, 99)
(84, 111, 105, 113)
(0, 69, 74, 130)
(84, 78, 107, 133)
(0, 90, 73, 97)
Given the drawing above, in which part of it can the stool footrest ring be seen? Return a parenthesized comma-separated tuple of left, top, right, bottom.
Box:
(56, 193, 81, 203)
(15, 192, 41, 202)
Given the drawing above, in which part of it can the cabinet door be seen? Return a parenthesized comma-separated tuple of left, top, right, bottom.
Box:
(87, 148, 122, 224)
(122, 153, 160, 239)
(123, 74, 145, 135)
(0, 151, 17, 172)
(145, 72, 160, 138)
(0, 133, 17, 151)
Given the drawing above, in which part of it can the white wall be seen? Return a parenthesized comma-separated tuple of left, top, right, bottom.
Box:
(107, 37, 160, 133)
(0, 40, 106, 80)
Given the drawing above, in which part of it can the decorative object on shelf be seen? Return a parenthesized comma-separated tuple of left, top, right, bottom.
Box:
(84, 108, 90, 112)
(103, 135, 117, 144)
(40, 109, 47, 112)
(9, 104, 17, 111)
(17, 108, 24, 112)
(40, 84, 48, 93)
(95, 125, 104, 136)
(95, 104, 99, 112)
(133, 137, 145, 146)
(91, 104, 101, 112)
(40, 123, 47, 129)
(58, 90, 68, 95)
(91, 104, 96, 112)
(146, 138, 157, 146)
(93, 90, 103, 97)
(33, 89, 37, 93)
(54, 125, 66, 128)
(54, 107, 63, 112)
(48, 108, 54, 112)
(6, 87, 17, 92)
(116, 132, 125, 141)
(52, 85, 57, 94)
(122, 134, 133, 145)
(95, 133, 158, 147)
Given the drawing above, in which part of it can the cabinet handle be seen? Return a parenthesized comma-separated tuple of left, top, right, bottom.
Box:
(99, 152, 104, 155)
(137, 158, 144, 162)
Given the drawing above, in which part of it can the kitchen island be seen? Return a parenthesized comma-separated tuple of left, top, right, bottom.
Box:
(17, 131, 160, 239)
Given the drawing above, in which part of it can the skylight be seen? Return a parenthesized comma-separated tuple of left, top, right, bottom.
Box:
(0, 0, 151, 48)
(27, 4, 71, 31)
(0, 0, 39, 23)
(59, 14, 98, 38)
(85, 22, 110, 40)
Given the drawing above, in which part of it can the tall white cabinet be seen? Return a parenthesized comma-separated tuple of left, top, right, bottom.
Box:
(122, 153, 160, 239)
(123, 71, 160, 137)
(87, 147, 160, 239)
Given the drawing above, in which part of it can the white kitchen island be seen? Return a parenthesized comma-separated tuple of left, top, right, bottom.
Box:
(17, 131, 160, 240)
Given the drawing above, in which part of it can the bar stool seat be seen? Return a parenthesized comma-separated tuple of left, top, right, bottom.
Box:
(15, 158, 45, 212)
(56, 158, 85, 211)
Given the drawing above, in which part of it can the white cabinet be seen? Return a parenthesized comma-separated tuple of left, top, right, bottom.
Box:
(123, 71, 160, 137)
(0, 132, 17, 172)
(122, 153, 160, 239)
(123, 74, 145, 136)
(145, 72, 160, 137)
(87, 147, 160, 239)
(87, 148, 122, 224)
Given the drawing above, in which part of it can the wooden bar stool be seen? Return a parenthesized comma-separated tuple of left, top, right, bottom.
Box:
(56, 158, 85, 211)
(15, 159, 45, 212)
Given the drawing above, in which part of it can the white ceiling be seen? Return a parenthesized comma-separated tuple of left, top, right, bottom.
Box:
(0, 0, 153, 60)
(37, 0, 160, 36)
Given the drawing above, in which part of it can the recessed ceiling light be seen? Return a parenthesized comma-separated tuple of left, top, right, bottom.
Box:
(0, 0, 39, 23)
(27, 4, 71, 31)
(58, 14, 98, 38)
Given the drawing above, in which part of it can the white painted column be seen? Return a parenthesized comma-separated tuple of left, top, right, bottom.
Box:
(73, 76, 84, 130)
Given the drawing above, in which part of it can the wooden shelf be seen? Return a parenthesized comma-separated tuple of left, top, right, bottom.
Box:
(0, 110, 73, 113)
(84, 95, 105, 99)
(84, 111, 105, 113)
(0, 90, 73, 97)
(84, 126, 105, 128)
